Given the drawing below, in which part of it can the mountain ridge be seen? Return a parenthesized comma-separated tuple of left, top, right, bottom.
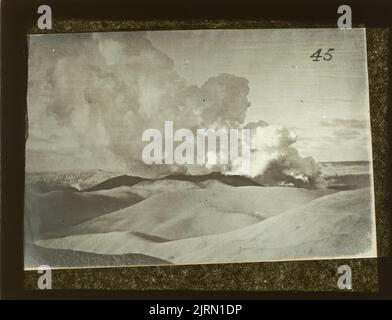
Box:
(84, 171, 262, 192)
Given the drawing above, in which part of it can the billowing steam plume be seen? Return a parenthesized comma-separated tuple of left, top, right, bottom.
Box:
(27, 32, 324, 188)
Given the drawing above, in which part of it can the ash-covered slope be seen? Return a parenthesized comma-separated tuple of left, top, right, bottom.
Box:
(25, 243, 171, 269)
(25, 186, 144, 239)
(36, 188, 375, 265)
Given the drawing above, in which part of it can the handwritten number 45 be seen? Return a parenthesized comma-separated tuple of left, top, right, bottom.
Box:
(310, 48, 335, 61)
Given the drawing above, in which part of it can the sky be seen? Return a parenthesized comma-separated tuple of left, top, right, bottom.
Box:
(148, 28, 372, 162)
(26, 29, 372, 174)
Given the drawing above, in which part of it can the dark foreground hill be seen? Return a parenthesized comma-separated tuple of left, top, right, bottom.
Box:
(162, 172, 261, 187)
(86, 172, 261, 192)
(85, 175, 149, 191)
(25, 186, 144, 236)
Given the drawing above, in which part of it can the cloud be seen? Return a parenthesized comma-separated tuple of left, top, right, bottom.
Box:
(333, 128, 362, 140)
(320, 118, 367, 129)
(27, 32, 323, 187)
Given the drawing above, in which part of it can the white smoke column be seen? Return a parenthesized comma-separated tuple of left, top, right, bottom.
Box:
(247, 124, 297, 177)
(27, 32, 325, 187)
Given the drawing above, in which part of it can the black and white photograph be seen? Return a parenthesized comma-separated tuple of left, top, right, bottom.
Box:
(24, 28, 377, 269)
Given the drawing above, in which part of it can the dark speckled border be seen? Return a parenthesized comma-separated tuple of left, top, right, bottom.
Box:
(23, 21, 389, 292)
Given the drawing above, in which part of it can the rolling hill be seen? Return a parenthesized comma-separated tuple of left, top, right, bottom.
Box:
(36, 188, 375, 265)
(39, 186, 334, 241)
(25, 186, 144, 238)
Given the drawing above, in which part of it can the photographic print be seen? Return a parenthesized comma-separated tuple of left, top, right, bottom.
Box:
(24, 28, 377, 269)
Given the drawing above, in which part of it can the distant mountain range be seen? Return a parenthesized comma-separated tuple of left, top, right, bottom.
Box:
(321, 160, 370, 165)
(26, 160, 371, 195)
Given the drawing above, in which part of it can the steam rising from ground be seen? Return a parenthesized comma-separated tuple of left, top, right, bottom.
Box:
(28, 32, 324, 187)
